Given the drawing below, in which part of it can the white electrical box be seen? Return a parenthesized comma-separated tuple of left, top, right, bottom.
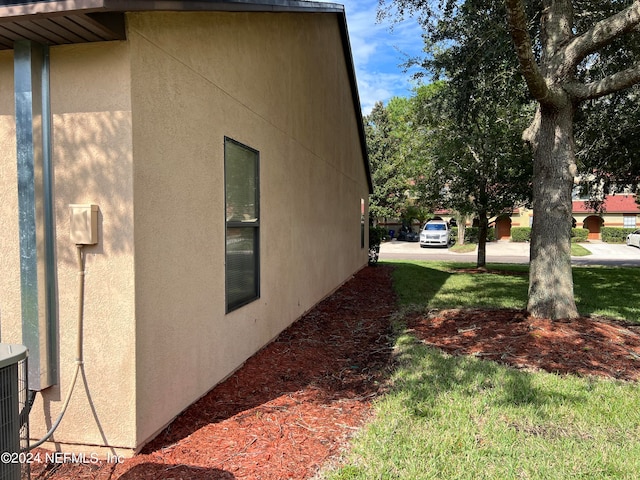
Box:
(70, 204, 99, 245)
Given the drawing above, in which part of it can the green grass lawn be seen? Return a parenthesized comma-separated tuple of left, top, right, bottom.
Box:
(323, 262, 640, 480)
(392, 261, 640, 321)
(571, 243, 592, 256)
(447, 243, 591, 256)
(448, 243, 477, 253)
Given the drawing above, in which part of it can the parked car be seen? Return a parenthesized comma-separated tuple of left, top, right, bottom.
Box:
(420, 219, 450, 247)
(397, 225, 419, 242)
(627, 229, 640, 248)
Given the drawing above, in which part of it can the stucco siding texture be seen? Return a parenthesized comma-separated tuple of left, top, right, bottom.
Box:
(127, 11, 369, 447)
(0, 52, 21, 350)
(0, 43, 137, 451)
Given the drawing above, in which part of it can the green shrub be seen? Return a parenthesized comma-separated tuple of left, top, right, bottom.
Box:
(449, 226, 495, 245)
(511, 227, 531, 242)
(570, 228, 589, 243)
(601, 227, 636, 243)
(450, 226, 457, 245)
(465, 226, 495, 243)
(369, 226, 388, 247)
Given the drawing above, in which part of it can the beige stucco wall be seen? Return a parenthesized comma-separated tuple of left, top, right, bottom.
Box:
(128, 11, 369, 447)
(580, 213, 635, 228)
(0, 52, 20, 347)
(511, 208, 532, 228)
(0, 43, 137, 451)
(0, 10, 368, 454)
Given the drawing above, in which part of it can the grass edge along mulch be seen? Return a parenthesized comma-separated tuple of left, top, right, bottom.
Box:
(325, 262, 640, 480)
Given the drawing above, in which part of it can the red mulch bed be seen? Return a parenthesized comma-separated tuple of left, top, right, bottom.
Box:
(30, 265, 640, 479)
(407, 307, 640, 381)
(31, 265, 397, 480)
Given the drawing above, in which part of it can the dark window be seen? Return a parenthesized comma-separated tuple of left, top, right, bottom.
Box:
(225, 137, 260, 312)
(361, 199, 365, 248)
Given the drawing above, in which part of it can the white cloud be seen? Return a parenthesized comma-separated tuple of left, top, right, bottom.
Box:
(320, 0, 424, 113)
(357, 71, 407, 115)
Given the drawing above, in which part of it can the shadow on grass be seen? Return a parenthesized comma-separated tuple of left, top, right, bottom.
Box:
(387, 261, 452, 308)
(385, 261, 586, 416)
(387, 261, 528, 310)
(574, 267, 640, 321)
(388, 260, 639, 321)
(394, 335, 585, 421)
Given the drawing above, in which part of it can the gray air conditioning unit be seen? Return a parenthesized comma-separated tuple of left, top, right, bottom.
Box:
(0, 344, 29, 480)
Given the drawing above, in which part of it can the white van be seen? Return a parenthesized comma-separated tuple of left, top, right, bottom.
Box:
(420, 219, 450, 247)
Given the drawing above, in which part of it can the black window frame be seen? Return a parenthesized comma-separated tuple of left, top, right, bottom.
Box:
(224, 136, 260, 312)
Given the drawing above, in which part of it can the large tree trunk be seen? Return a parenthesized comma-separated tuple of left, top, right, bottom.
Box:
(457, 213, 467, 245)
(527, 102, 579, 319)
(476, 211, 488, 269)
(504, 0, 640, 319)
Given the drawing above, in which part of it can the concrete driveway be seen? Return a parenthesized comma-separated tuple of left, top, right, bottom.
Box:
(379, 240, 640, 267)
(572, 242, 640, 266)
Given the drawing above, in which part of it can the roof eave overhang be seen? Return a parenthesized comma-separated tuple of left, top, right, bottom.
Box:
(0, 0, 372, 193)
(0, 0, 346, 17)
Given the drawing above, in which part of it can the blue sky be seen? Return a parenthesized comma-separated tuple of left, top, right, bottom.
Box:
(317, 0, 426, 115)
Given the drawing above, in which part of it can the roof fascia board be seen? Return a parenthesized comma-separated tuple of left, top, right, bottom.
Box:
(109, 0, 345, 13)
(0, 0, 345, 18)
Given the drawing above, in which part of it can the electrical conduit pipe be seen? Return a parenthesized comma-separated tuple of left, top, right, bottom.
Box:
(28, 245, 85, 451)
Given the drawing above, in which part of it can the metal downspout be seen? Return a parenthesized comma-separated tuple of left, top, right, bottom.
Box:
(14, 40, 58, 391)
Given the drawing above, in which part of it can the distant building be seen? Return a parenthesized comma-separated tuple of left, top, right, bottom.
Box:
(571, 194, 640, 239)
(380, 194, 639, 241)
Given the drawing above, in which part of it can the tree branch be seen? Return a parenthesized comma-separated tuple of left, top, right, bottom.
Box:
(566, 1, 640, 64)
(566, 63, 640, 100)
(504, 0, 549, 103)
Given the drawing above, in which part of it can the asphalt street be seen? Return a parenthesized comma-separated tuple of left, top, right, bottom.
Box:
(379, 240, 640, 267)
